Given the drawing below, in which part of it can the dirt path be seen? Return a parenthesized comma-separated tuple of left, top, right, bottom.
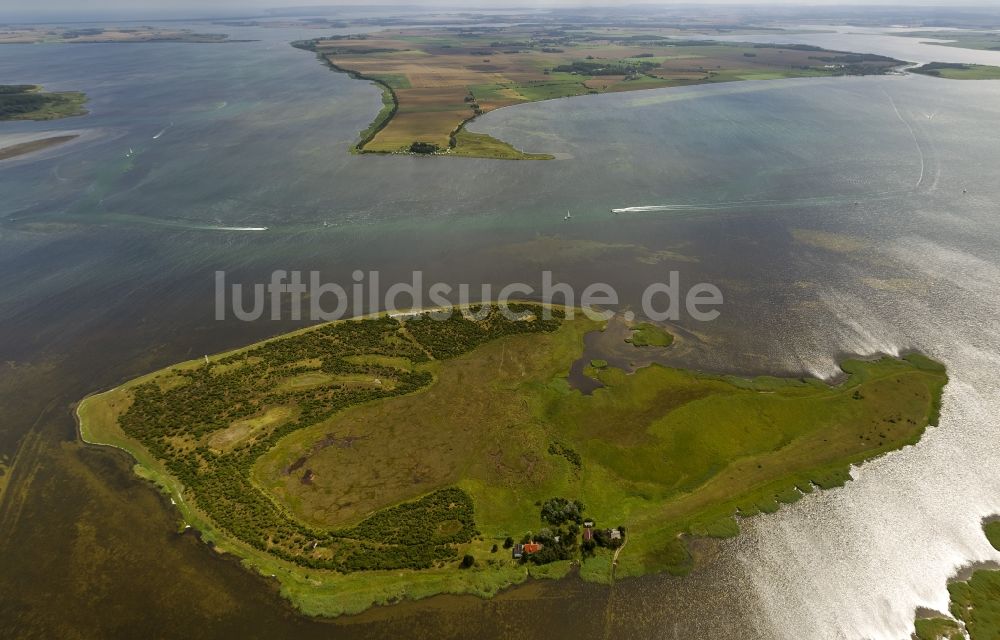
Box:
(610, 531, 628, 583)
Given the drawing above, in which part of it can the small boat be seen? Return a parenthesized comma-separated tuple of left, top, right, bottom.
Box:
(564, 210, 571, 220)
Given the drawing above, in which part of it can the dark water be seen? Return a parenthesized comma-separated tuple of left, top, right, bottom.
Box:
(2, 23, 1000, 639)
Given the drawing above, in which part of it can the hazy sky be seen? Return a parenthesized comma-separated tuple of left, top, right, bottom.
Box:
(3, 0, 997, 22)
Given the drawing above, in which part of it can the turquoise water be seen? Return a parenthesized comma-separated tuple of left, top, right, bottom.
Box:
(2, 23, 1000, 639)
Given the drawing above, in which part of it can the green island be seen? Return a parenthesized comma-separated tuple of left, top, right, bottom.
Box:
(899, 31, 1000, 52)
(627, 322, 675, 347)
(0, 84, 87, 121)
(913, 519, 1000, 640)
(911, 62, 1000, 80)
(292, 28, 903, 159)
(77, 304, 947, 617)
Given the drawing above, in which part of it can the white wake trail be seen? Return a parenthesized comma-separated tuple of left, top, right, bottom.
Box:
(882, 88, 925, 189)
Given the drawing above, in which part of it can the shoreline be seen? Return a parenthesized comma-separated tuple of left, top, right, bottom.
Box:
(0, 134, 78, 161)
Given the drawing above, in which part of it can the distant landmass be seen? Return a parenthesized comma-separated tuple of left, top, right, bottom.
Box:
(292, 28, 905, 159)
(0, 26, 243, 45)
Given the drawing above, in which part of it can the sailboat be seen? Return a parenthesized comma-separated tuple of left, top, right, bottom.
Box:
(564, 210, 571, 221)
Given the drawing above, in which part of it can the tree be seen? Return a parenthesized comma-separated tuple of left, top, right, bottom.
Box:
(460, 554, 475, 569)
(502, 536, 514, 549)
(409, 141, 439, 154)
(540, 497, 585, 526)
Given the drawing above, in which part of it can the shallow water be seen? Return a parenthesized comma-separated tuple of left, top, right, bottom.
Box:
(2, 24, 1000, 639)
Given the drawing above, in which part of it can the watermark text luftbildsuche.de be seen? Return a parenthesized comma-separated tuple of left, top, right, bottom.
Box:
(215, 270, 723, 323)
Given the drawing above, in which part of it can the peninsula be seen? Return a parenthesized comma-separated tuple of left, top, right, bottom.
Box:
(77, 304, 947, 616)
(293, 28, 904, 159)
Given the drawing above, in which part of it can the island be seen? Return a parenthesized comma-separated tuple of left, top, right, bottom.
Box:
(911, 62, 1000, 80)
(0, 84, 87, 121)
(292, 28, 904, 159)
(912, 519, 1000, 640)
(77, 304, 947, 617)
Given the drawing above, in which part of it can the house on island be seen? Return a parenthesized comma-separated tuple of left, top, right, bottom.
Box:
(582, 528, 594, 542)
(609, 529, 622, 542)
(513, 542, 544, 559)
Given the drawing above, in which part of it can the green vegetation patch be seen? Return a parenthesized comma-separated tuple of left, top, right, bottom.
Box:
(627, 322, 674, 347)
(985, 519, 1000, 551)
(912, 62, 1000, 80)
(450, 129, 553, 160)
(949, 569, 1000, 640)
(0, 84, 87, 121)
(369, 73, 411, 89)
(914, 617, 963, 640)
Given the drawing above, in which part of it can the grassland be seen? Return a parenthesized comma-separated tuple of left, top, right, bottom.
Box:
(912, 62, 1000, 80)
(78, 304, 947, 616)
(293, 29, 903, 158)
(985, 520, 1000, 550)
(913, 616, 963, 640)
(0, 85, 87, 121)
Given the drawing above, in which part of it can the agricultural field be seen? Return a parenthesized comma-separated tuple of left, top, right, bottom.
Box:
(78, 304, 947, 616)
(0, 85, 87, 121)
(294, 28, 903, 159)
